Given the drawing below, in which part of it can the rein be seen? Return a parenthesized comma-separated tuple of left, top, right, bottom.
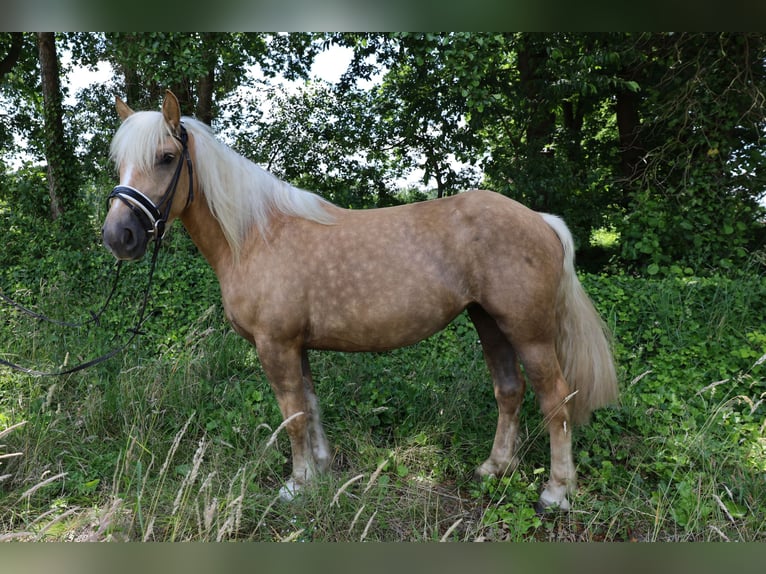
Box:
(0, 244, 161, 377)
(0, 124, 194, 377)
(0, 261, 122, 329)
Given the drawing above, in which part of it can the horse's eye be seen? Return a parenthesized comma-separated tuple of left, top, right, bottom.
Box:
(159, 153, 175, 165)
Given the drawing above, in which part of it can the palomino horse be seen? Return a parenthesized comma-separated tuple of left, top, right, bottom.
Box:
(102, 91, 618, 511)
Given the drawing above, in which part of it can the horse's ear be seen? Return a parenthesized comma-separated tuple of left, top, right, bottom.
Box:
(115, 96, 134, 121)
(162, 90, 182, 131)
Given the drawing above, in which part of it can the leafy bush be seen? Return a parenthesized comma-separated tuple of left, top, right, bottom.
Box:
(1, 212, 764, 540)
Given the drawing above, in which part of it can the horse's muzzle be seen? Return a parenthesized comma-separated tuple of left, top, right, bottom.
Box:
(102, 217, 149, 261)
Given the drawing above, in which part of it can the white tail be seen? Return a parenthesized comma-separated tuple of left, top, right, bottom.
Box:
(542, 214, 619, 424)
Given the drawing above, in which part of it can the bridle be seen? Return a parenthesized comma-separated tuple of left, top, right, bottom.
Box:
(107, 122, 194, 245)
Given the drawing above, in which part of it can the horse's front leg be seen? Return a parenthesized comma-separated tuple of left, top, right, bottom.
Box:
(256, 340, 317, 499)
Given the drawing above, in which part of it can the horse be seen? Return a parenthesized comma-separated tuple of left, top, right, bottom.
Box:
(102, 90, 618, 511)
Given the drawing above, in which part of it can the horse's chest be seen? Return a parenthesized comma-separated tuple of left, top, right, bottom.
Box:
(219, 285, 257, 342)
(220, 280, 301, 346)
(224, 306, 253, 342)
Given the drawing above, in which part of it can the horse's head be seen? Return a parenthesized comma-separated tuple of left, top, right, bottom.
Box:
(102, 90, 194, 260)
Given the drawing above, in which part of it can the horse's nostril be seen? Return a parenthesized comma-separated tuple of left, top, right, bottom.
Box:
(122, 227, 135, 249)
(102, 221, 146, 261)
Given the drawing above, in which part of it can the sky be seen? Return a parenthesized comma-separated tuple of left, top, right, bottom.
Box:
(65, 45, 356, 103)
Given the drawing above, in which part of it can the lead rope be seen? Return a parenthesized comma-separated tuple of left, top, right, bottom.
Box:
(1, 123, 192, 377)
(0, 260, 123, 329)
(0, 238, 162, 377)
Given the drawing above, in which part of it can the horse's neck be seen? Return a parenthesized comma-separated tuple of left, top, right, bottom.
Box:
(180, 193, 234, 276)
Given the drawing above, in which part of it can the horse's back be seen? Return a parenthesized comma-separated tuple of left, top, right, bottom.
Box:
(233, 190, 564, 352)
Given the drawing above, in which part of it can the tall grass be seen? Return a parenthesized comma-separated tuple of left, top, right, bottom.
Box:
(1, 234, 764, 540)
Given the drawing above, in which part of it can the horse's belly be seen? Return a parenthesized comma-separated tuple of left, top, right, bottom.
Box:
(306, 292, 465, 352)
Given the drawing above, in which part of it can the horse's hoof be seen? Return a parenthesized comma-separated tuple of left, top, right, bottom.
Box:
(534, 493, 571, 514)
(533, 500, 553, 515)
(473, 455, 520, 482)
(279, 479, 301, 502)
(472, 460, 499, 481)
(473, 468, 489, 482)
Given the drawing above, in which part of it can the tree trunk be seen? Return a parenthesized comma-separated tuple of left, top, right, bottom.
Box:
(194, 33, 217, 125)
(516, 34, 556, 210)
(0, 32, 23, 81)
(195, 68, 215, 125)
(37, 32, 67, 220)
(119, 34, 141, 106)
(517, 36, 555, 155)
(615, 87, 643, 181)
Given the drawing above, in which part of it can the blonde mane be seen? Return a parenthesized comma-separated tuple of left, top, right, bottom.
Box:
(110, 112, 335, 256)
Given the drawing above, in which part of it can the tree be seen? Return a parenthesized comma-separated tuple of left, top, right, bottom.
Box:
(225, 81, 404, 208)
(611, 33, 766, 271)
(2, 32, 763, 273)
(0, 32, 23, 82)
(0, 33, 24, 163)
(331, 33, 765, 270)
(1, 33, 42, 162)
(332, 33, 485, 199)
(99, 33, 319, 123)
(36, 32, 78, 220)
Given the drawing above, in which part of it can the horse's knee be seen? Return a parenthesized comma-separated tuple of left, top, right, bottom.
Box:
(494, 379, 524, 412)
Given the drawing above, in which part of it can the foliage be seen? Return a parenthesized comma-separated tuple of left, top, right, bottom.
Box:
(470, 471, 544, 541)
(222, 81, 407, 209)
(3, 32, 765, 272)
(614, 33, 766, 272)
(324, 33, 766, 267)
(577, 271, 765, 538)
(1, 215, 764, 539)
(333, 33, 487, 199)
(1, 33, 44, 159)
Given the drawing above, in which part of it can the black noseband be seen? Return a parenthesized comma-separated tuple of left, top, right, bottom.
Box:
(108, 185, 167, 239)
(107, 123, 194, 245)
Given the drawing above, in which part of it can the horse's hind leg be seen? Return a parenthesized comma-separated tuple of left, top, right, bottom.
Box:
(301, 349, 332, 473)
(468, 306, 526, 479)
(514, 341, 576, 511)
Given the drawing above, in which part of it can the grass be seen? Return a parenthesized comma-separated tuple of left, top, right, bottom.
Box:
(1, 232, 765, 541)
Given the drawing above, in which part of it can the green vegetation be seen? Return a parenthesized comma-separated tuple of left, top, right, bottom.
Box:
(1, 32, 765, 541)
(2, 33, 765, 274)
(1, 222, 764, 541)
